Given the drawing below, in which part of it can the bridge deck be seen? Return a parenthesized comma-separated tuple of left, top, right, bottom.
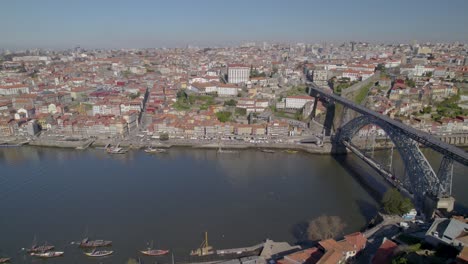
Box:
(308, 84, 468, 166)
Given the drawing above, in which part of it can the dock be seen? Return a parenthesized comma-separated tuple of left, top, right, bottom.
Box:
(75, 139, 95, 150)
(216, 242, 264, 255)
(0, 140, 29, 147)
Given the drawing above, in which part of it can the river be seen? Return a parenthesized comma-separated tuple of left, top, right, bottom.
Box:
(0, 146, 465, 263)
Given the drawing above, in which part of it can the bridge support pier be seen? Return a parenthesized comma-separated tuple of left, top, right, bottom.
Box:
(424, 195, 455, 218)
(311, 95, 319, 119)
(323, 103, 335, 137)
(437, 155, 454, 196)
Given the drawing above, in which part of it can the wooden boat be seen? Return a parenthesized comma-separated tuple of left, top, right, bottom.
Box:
(27, 244, 55, 253)
(27, 237, 54, 253)
(140, 241, 169, 256)
(140, 249, 170, 256)
(190, 232, 214, 256)
(84, 249, 113, 257)
(31, 251, 64, 258)
(79, 238, 112, 248)
(217, 147, 238, 154)
(0, 258, 11, 263)
(144, 147, 167, 154)
(106, 146, 127, 154)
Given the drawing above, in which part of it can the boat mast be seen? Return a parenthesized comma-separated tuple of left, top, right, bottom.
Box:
(205, 231, 209, 248)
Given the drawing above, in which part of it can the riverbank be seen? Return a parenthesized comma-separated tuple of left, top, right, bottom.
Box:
(11, 136, 333, 154)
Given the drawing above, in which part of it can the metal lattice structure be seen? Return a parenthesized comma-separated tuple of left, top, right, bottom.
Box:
(307, 83, 468, 204)
(335, 115, 444, 202)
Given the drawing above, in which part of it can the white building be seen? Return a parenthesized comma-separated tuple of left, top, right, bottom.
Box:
(284, 96, 314, 109)
(385, 60, 401, 68)
(342, 70, 374, 81)
(228, 64, 250, 84)
(217, 85, 238, 97)
(0, 85, 30, 95)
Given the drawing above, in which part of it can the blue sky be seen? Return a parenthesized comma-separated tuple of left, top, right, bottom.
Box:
(1, 0, 467, 49)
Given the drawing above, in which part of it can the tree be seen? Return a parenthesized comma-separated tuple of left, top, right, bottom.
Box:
(216, 111, 232, 122)
(128, 91, 140, 99)
(421, 106, 432, 114)
(235, 108, 247, 116)
(159, 133, 169, 141)
(307, 215, 347, 241)
(404, 78, 416, 88)
(224, 99, 237, 107)
(382, 188, 414, 215)
(376, 63, 385, 72)
(391, 255, 409, 264)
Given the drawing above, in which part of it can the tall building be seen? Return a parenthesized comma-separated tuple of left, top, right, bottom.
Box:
(228, 64, 250, 84)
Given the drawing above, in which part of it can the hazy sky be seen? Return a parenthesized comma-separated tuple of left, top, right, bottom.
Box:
(2, 0, 468, 49)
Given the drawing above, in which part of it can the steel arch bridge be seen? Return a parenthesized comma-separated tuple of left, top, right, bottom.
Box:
(307, 83, 468, 207)
(334, 115, 448, 202)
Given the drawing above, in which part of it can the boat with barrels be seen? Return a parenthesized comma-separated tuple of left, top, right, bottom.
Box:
(79, 238, 112, 248)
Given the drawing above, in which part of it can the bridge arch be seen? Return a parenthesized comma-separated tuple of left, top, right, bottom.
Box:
(333, 115, 445, 200)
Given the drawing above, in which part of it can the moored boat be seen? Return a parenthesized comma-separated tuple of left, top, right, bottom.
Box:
(140, 249, 170, 256)
(217, 147, 238, 154)
(79, 238, 112, 248)
(285, 149, 298, 154)
(31, 251, 64, 258)
(84, 249, 113, 257)
(190, 232, 214, 256)
(144, 147, 167, 154)
(27, 244, 55, 253)
(0, 258, 11, 263)
(106, 146, 127, 154)
(260, 149, 275, 153)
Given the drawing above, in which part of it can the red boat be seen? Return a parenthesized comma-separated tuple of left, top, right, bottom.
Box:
(140, 249, 169, 256)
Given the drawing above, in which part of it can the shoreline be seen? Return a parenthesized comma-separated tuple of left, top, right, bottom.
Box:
(24, 138, 335, 154)
(4, 137, 468, 154)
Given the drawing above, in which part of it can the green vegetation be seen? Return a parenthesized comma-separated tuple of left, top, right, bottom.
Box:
(355, 82, 373, 104)
(235, 108, 247, 116)
(159, 133, 169, 141)
(285, 85, 307, 96)
(405, 78, 416, 88)
(391, 255, 409, 264)
(174, 91, 216, 110)
(420, 106, 432, 114)
(382, 188, 414, 215)
(433, 93, 467, 120)
(294, 109, 303, 121)
(216, 111, 232, 122)
(250, 66, 267, 78)
(333, 78, 358, 95)
(128, 92, 140, 99)
(376, 63, 386, 72)
(224, 99, 237, 107)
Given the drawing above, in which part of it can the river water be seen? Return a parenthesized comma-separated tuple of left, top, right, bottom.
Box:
(0, 146, 465, 263)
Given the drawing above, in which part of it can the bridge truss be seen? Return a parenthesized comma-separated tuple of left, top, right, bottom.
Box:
(308, 84, 467, 205)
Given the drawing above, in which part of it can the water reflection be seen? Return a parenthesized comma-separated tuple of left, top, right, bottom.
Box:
(7, 146, 464, 263)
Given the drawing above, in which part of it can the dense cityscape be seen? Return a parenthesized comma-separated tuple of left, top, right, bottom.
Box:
(1, 42, 467, 147)
(1, 1, 468, 264)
